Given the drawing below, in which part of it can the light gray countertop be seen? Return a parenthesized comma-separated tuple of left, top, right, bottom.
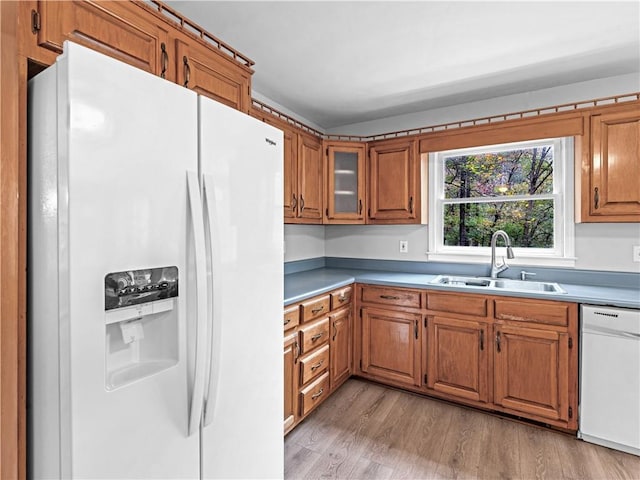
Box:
(284, 268, 640, 309)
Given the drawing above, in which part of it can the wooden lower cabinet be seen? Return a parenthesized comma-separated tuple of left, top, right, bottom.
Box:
(356, 284, 578, 432)
(426, 315, 489, 403)
(284, 286, 354, 434)
(361, 307, 421, 387)
(300, 373, 330, 417)
(330, 306, 352, 389)
(493, 324, 570, 424)
(283, 332, 298, 434)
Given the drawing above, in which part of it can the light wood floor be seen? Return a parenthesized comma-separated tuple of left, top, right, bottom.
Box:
(285, 379, 640, 480)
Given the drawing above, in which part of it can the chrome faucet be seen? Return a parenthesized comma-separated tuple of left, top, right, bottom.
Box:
(490, 230, 515, 279)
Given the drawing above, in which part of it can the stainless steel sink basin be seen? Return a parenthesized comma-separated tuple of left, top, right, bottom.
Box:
(429, 275, 566, 294)
(431, 275, 491, 287)
(492, 279, 566, 294)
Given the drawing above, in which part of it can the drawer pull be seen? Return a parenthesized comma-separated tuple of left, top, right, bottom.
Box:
(284, 318, 291, 325)
(338, 295, 347, 303)
(310, 360, 324, 371)
(311, 306, 325, 314)
(311, 333, 324, 342)
(380, 295, 400, 300)
(311, 388, 324, 400)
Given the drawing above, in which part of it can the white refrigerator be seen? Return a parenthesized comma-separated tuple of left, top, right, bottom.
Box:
(28, 41, 284, 479)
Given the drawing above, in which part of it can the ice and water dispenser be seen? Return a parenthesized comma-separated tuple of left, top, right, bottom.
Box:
(104, 266, 179, 390)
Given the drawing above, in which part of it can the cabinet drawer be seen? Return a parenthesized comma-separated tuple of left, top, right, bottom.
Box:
(494, 298, 569, 326)
(301, 295, 330, 322)
(361, 285, 421, 309)
(284, 305, 300, 331)
(300, 372, 330, 417)
(299, 344, 329, 385)
(427, 292, 488, 317)
(331, 286, 353, 309)
(299, 317, 330, 354)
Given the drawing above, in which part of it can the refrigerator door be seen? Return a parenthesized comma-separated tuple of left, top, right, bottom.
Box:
(198, 96, 284, 479)
(29, 42, 201, 479)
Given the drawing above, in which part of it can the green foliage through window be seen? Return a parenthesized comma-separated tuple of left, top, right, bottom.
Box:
(442, 145, 555, 248)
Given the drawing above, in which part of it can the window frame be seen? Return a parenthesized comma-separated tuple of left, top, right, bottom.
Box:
(427, 137, 576, 267)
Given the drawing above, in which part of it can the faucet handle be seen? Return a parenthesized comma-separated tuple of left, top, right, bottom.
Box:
(520, 270, 537, 281)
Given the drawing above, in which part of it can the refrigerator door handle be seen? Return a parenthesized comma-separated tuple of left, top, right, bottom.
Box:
(186, 171, 208, 436)
(202, 173, 221, 427)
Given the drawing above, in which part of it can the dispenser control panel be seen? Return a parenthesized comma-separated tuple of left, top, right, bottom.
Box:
(104, 266, 178, 311)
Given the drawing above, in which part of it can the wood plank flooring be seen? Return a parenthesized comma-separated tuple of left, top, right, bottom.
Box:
(285, 379, 640, 480)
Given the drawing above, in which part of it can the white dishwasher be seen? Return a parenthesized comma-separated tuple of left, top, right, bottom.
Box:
(579, 305, 640, 456)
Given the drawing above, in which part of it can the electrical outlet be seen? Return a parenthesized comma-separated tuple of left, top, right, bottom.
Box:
(399, 240, 408, 253)
(633, 245, 640, 263)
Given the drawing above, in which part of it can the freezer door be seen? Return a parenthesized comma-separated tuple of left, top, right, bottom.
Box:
(198, 96, 284, 479)
(29, 42, 201, 479)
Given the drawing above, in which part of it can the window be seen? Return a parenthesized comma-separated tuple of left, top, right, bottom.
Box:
(428, 138, 575, 266)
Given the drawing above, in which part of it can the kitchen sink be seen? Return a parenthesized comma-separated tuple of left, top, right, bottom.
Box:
(492, 279, 566, 294)
(429, 275, 567, 294)
(431, 275, 491, 287)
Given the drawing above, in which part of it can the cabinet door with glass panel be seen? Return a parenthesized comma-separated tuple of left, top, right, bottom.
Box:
(324, 141, 366, 223)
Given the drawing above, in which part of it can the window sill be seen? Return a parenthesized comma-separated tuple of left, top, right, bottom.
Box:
(425, 251, 577, 268)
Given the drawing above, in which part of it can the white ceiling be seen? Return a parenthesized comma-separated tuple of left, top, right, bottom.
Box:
(166, 1, 640, 129)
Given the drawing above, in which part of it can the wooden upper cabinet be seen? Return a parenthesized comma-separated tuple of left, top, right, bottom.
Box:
(426, 316, 489, 403)
(281, 126, 299, 220)
(175, 36, 251, 113)
(580, 103, 640, 222)
(494, 325, 570, 426)
(367, 138, 421, 224)
(324, 141, 366, 224)
(34, 1, 168, 75)
(296, 133, 324, 223)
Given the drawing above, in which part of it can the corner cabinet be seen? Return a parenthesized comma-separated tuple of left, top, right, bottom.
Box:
(367, 138, 421, 224)
(324, 141, 366, 224)
(579, 103, 640, 222)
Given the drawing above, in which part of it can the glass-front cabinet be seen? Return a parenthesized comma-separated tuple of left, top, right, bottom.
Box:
(325, 141, 366, 223)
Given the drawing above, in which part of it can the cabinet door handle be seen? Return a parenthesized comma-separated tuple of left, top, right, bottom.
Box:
(332, 321, 337, 341)
(311, 306, 324, 314)
(414, 319, 418, 339)
(291, 194, 298, 212)
(300, 195, 305, 213)
(160, 43, 168, 79)
(496, 331, 501, 353)
(294, 340, 300, 362)
(183, 56, 191, 87)
(409, 196, 414, 214)
(311, 360, 324, 371)
(480, 330, 484, 351)
(380, 295, 400, 300)
(594, 187, 599, 210)
(311, 388, 324, 400)
(359, 199, 363, 215)
(311, 333, 324, 342)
